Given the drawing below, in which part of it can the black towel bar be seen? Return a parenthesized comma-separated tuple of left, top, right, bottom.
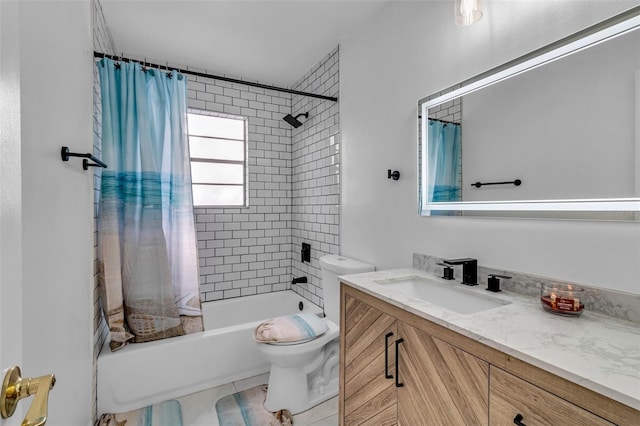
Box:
(61, 146, 107, 170)
(471, 179, 521, 188)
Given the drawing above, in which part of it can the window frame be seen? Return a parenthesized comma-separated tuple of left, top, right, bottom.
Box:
(187, 109, 249, 208)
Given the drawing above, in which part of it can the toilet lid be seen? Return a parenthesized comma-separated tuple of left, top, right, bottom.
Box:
(253, 313, 329, 344)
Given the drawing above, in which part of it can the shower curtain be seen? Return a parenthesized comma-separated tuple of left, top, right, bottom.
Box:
(97, 58, 203, 351)
(427, 119, 462, 203)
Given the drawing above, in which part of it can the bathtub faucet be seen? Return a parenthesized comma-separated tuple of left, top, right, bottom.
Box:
(292, 276, 308, 285)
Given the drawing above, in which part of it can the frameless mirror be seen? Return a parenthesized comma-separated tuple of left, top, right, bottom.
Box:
(418, 6, 640, 220)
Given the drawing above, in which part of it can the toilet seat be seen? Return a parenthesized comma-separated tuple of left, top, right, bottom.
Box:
(265, 336, 318, 346)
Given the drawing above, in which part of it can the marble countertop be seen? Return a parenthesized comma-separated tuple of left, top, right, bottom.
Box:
(339, 268, 640, 410)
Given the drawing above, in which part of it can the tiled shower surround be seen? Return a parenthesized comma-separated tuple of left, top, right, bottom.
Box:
(290, 48, 341, 306)
(92, 5, 340, 311)
(193, 47, 340, 306)
(93, 0, 340, 411)
(189, 79, 295, 301)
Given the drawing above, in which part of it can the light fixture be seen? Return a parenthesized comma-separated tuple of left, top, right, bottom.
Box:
(454, 0, 483, 26)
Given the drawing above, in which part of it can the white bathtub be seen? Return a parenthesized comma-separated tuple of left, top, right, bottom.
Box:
(97, 290, 321, 415)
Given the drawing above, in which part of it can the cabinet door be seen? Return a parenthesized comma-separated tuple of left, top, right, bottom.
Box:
(343, 294, 398, 426)
(490, 367, 614, 425)
(397, 322, 489, 426)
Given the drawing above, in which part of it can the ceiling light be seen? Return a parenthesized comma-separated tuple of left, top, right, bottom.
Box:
(455, 0, 483, 26)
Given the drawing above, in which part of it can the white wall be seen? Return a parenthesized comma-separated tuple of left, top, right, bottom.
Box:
(340, 0, 640, 294)
(18, 1, 94, 425)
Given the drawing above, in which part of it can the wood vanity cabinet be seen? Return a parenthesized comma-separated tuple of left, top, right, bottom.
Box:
(489, 367, 613, 425)
(342, 292, 397, 425)
(339, 284, 639, 426)
(340, 289, 488, 425)
(396, 322, 489, 425)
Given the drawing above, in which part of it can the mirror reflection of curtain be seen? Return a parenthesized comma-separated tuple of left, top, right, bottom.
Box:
(427, 120, 461, 204)
(97, 58, 204, 351)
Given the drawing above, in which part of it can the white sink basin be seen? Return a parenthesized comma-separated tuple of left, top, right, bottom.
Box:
(375, 276, 511, 315)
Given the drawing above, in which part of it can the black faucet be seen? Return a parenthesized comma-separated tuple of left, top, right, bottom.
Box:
(443, 258, 478, 286)
(292, 276, 308, 285)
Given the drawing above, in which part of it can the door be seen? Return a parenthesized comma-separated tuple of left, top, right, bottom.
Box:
(1, 1, 24, 424)
(342, 294, 397, 426)
(397, 322, 489, 425)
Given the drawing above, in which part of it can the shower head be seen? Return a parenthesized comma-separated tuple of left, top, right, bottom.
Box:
(283, 112, 309, 128)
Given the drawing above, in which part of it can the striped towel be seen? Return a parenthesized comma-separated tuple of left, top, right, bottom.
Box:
(253, 313, 328, 344)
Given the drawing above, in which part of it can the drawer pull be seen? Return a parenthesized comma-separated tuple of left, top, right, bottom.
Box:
(514, 414, 527, 425)
(395, 338, 404, 388)
(384, 332, 394, 379)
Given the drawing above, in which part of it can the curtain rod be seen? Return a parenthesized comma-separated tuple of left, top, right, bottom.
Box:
(93, 51, 338, 103)
(418, 116, 460, 126)
(428, 118, 460, 125)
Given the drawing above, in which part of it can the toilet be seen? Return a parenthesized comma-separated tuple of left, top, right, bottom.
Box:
(254, 255, 374, 414)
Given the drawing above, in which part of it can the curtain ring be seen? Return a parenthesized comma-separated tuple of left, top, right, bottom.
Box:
(114, 52, 123, 70)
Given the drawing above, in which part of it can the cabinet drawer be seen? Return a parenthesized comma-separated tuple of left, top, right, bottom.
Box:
(490, 367, 614, 425)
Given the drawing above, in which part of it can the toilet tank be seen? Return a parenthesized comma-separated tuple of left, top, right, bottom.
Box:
(319, 255, 375, 323)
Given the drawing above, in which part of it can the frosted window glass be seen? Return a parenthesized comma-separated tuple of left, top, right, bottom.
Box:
(187, 113, 244, 139)
(189, 136, 244, 161)
(187, 111, 247, 207)
(191, 162, 243, 184)
(192, 185, 244, 206)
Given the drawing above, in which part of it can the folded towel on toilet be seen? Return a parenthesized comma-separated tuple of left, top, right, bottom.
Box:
(253, 313, 328, 344)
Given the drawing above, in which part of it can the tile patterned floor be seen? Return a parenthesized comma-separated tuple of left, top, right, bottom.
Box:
(176, 373, 338, 426)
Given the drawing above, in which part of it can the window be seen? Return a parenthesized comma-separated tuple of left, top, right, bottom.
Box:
(187, 111, 247, 207)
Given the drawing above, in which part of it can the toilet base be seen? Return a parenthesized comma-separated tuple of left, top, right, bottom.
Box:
(263, 338, 340, 415)
(264, 366, 338, 415)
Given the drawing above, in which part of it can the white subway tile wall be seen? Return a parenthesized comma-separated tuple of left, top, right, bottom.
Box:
(188, 48, 340, 305)
(92, 0, 114, 420)
(428, 97, 461, 123)
(290, 47, 340, 307)
(187, 75, 295, 302)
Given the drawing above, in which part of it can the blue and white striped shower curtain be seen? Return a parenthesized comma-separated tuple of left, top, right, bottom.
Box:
(427, 120, 461, 203)
(97, 58, 203, 350)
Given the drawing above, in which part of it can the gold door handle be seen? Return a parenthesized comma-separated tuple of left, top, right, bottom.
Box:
(1, 366, 56, 426)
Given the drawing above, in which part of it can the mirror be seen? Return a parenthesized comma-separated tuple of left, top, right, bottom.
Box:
(418, 6, 640, 220)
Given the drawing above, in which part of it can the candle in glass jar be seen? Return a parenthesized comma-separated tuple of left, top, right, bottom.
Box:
(540, 284, 585, 316)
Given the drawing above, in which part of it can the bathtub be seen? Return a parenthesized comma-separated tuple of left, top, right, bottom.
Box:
(97, 290, 321, 415)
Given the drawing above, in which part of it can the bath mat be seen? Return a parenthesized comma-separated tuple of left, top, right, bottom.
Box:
(98, 399, 183, 426)
(215, 385, 293, 426)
